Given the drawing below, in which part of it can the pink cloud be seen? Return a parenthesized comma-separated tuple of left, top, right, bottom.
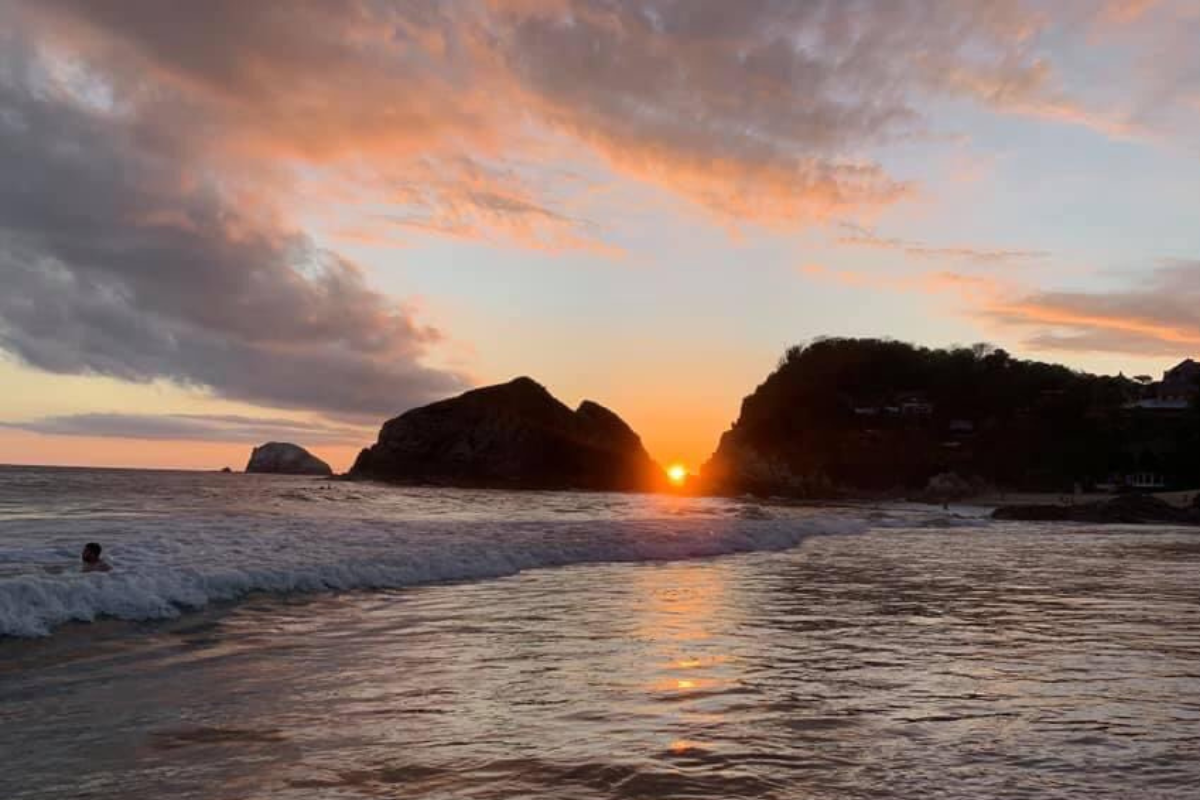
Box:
(803, 257, 1200, 360)
(985, 261, 1200, 356)
(13, 0, 1149, 240)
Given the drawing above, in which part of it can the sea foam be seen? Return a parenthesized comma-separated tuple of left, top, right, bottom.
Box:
(0, 513, 862, 638)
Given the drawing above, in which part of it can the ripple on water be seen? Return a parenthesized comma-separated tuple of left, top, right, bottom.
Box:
(4, 509, 1200, 799)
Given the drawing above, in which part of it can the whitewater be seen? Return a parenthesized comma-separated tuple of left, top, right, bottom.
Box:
(0, 466, 865, 638)
(6, 465, 1200, 800)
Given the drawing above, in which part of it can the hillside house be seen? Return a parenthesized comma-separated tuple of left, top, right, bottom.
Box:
(1126, 358, 1199, 411)
(897, 393, 933, 416)
(1159, 358, 1200, 403)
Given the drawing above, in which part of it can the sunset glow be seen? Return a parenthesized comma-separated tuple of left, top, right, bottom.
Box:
(5, 5, 1200, 798)
(0, 1, 1196, 472)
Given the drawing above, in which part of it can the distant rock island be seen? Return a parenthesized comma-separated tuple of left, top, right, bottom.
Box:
(246, 442, 332, 476)
(703, 338, 1200, 498)
(350, 377, 663, 491)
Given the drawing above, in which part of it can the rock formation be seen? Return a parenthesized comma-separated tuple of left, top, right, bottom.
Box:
(703, 337, 1200, 498)
(245, 442, 332, 476)
(350, 377, 662, 491)
(992, 494, 1200, 525)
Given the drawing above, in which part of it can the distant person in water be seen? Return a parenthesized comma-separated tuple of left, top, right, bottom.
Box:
(81, 542, 112, 573)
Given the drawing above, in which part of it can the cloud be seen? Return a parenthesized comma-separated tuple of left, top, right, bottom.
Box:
(9, 0, 1118, 234)
(803, 257, 1200, 360)
(0, 41, 466, 419)
(803, 255, 1200, 359)
(986, 261, 1200, 355)
(1, 413, 369, 445)
(835, 223, 1050, 265)
(496, 1, 930, 224)
(3, 0, 1196, 427)
(10, 0, 605, 249)
(1040, 1, 1200, 139)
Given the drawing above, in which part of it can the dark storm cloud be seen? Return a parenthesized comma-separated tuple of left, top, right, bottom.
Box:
(0, 39, 465, 418)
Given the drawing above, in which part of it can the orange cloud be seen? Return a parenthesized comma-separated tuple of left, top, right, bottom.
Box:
(991, 302, 1200, 346)
(802, 255, 1200, 360)
(13, 0, 1136, 243)
(984, 262, 1200, 355)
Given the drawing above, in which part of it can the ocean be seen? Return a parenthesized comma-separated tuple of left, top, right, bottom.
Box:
(2, 466, 1199, 799)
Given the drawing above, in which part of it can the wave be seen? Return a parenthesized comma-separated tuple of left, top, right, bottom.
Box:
(0, 514, 864, 638)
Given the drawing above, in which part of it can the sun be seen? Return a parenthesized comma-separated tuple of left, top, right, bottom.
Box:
(666, 463, 688, 486)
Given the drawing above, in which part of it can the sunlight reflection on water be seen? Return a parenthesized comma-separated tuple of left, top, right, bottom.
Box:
(4, 520, 1200, 799)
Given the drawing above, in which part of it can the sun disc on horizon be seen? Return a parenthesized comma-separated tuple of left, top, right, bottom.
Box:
(666, 463, 688, 486)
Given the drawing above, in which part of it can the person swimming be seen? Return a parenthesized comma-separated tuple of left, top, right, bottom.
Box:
(81, 542, 112, 573)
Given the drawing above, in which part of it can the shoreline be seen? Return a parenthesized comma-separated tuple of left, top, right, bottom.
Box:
(969, 489, 1199, 510)
(743, 488, 1200, 518)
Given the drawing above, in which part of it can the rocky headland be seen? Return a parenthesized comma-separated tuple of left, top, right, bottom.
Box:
(702, 338, 1200, 499)
(350, 377, 663, 491)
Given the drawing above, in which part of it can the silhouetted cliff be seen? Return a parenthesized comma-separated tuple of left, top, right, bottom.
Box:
(350, 377, 663, 491)
(703, 338, 1200, 497)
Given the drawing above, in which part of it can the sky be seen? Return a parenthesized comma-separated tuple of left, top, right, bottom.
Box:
(1, 0, 1199, 473)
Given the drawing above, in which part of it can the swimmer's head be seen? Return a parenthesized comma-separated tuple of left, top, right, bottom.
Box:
(82, 542, 102, 564)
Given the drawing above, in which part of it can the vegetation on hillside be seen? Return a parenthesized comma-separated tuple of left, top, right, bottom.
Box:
(703, 338, 1200, 496)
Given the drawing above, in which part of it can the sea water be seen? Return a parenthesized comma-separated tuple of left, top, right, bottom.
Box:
(2, 466, 1199, 799)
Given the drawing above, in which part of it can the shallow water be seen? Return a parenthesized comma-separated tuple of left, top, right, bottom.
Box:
(0, 466, 862, 638)
(3, 468, 1200, 798)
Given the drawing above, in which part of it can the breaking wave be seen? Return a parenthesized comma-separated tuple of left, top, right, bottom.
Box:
(0, 514, 863, 638)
